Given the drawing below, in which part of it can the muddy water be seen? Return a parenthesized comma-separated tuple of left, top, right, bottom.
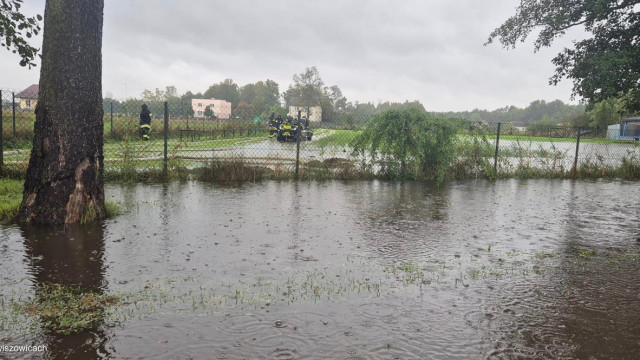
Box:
(1, 180, 639, 359)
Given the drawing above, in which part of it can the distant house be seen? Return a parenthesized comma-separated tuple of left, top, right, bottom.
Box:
(191, 98, 232, 120)
(607, 117, 640, 140)
(288, 97, 322, 122)
(15, 84, 39, 110)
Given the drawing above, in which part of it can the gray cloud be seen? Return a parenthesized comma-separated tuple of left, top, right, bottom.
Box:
(1, 0, 581, 111)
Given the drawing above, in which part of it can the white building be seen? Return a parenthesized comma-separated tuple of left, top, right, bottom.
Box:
(288, 97, 322, 122)
(192, 98, 232, 120)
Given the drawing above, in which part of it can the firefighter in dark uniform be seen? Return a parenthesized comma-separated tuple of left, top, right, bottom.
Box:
(140, 104, 151, 140)
(268, 112, 277, 137)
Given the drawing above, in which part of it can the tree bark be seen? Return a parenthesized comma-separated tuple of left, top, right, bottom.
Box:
(19, 0, 105, 225)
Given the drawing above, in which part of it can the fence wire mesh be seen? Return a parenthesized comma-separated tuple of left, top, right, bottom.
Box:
(1, 87, 639, 180)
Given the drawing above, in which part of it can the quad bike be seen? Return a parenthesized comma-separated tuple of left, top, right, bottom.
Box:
(275, 112, 313, 142)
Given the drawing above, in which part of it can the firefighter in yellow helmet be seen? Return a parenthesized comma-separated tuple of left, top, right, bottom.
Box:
(139, 104, 151, 140)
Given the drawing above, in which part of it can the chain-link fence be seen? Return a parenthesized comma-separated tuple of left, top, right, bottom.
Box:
(2, 87, 640, 181)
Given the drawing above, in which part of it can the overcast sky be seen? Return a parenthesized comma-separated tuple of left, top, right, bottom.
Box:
(1, 0, 585, 112)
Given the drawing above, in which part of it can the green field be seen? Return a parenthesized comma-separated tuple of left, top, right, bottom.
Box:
(312, 129, 362, 147)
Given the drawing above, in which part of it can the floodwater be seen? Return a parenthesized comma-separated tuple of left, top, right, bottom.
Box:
(1, 179, 639, 359)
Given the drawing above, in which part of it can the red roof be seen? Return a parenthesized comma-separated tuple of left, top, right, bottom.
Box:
(15, 84, 39, 99)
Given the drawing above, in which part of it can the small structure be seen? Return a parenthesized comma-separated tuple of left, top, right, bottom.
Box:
(15, 84, 39, 109)
(288, 97, 322, 122)
(607, 117, 640, 140)
(192, 98, 232, 120)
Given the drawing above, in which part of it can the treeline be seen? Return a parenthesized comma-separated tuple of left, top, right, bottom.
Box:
(438, 100, 586, 127)
(102, 66, 633, 129)
(439, 98, 639, 130)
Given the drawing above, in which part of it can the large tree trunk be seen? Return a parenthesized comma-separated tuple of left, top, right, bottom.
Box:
(19, 0, 105, 225)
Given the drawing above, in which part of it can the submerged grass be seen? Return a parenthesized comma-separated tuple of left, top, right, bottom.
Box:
(193, 154, 375, 182)
(5, 246, 622, 338)
(301, 157, 375, 181)
(194, 157, 279, 182)
(16, 283, 120, 335)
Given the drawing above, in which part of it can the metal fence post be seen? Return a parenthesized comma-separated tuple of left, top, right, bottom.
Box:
(12, 92, 16, 136)
(295, 110, 302, 179)
(0, 90, 3, 174)
(164, 101, 169, 174)
(494, 122, 501, 175)
(295, 125, 301, 179)
(573, 127, 581, 178)
(110, 102, 114, 138)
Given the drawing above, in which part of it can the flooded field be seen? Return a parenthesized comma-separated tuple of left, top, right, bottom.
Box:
(1, 179, 639, 359)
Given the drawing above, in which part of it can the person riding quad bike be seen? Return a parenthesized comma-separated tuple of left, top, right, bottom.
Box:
(268, 113, 283, 138)
(299, 116, 313, 141)
(276, 114, 298, 141)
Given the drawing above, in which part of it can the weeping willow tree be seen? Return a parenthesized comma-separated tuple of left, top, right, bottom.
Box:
(352, 108, 459, 181)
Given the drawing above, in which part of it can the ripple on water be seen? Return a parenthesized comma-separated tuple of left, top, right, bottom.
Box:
(4, 180, 640, 359)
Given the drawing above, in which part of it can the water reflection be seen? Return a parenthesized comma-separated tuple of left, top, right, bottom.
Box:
(487, 180, 640, 358)
(348, 181, 452, 260)
(289, 181, 303, 243)
(554, 180, 640, 359)
(21, 224, 111, 360)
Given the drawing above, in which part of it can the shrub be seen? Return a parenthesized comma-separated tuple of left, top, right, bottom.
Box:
(352, 108, 459, 181)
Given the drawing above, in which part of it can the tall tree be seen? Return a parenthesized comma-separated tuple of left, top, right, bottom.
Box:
(180, 90, 201, 117)
(589, 98, 624, 128)
(0, 0, 42, 67)
(239, 79, 281, 117)
(284, 66, 353, 122)
(19, 0, 105, 224)
(283, 66, 325, 108)
(204, 79, 240, 108)
(486, 0, 640, 112)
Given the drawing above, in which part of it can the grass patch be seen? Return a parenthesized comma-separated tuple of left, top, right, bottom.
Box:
(105, 201, 121, 218)
(313, 129, 362, 147)
(579, 249, 597, 258)
(0, 178, 23, 223)
(16, 283, 120, 335)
